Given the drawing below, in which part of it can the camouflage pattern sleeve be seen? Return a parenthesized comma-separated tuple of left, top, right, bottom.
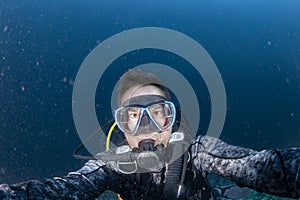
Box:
(0, 159, 111, 200)
(191, 135, 300, 198)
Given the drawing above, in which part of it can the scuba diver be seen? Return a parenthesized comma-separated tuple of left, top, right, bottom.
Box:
(0, 69, 300, 200)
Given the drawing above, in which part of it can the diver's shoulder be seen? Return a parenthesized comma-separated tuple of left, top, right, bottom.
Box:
(191, 135, 219, 145)
(191, 135, 254, 158)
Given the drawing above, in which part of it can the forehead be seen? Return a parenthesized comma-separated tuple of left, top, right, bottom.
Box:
(120, 85, 166, 105)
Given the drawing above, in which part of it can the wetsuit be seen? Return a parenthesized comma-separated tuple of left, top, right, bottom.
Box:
(0, 135, 299, 199)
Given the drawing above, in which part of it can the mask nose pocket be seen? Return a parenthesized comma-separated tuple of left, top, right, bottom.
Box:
(136, 113, 158, 135)
(140, 112, 150, 127)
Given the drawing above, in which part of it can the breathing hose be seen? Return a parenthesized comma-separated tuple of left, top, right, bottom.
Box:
(163, 142, 188, 199)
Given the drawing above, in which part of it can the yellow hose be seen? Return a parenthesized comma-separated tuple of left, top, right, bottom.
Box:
(106, 121, 117, 151)
(105, 121, 123, 199)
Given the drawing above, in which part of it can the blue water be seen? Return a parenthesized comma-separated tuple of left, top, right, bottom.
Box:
(0, 0, 299, 199)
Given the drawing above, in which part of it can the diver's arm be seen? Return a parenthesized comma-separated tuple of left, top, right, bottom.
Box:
(0, 159, 112, 199)
(191, 135, 300, 198)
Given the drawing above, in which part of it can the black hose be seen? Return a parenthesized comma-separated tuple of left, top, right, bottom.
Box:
(163, 142, 187, 200)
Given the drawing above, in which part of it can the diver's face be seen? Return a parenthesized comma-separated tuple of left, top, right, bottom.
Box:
(120, 85, 172, 148)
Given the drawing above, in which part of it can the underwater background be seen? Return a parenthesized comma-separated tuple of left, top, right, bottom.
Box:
(0, 0, 299, 199)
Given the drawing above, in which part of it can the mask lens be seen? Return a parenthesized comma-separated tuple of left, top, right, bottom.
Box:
(148, 102, 175, 130)
(115, 107, 142, 134)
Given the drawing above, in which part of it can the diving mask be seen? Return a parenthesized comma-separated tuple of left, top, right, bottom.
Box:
(115, 95, 176, 135)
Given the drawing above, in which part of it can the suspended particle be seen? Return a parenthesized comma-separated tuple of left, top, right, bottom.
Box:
(3, 26, 8, 32)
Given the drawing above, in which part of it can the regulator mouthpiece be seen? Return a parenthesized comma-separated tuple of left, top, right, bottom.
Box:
(138, 139, 155, 151)
(135, 139, 162, 169)
(98, 139, 166, 173)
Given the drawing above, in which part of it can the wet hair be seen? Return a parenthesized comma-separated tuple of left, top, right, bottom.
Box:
(117, 69, 171, 105)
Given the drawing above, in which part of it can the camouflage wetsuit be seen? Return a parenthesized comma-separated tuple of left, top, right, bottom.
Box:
(0, 135, 299, 199)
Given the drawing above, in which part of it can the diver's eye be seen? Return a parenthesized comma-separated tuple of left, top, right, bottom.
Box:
(129, 112, 139, 120)
(128, 108, 140, 120)
(150, 105, 165, 118)
(152, 109, 164, 117)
